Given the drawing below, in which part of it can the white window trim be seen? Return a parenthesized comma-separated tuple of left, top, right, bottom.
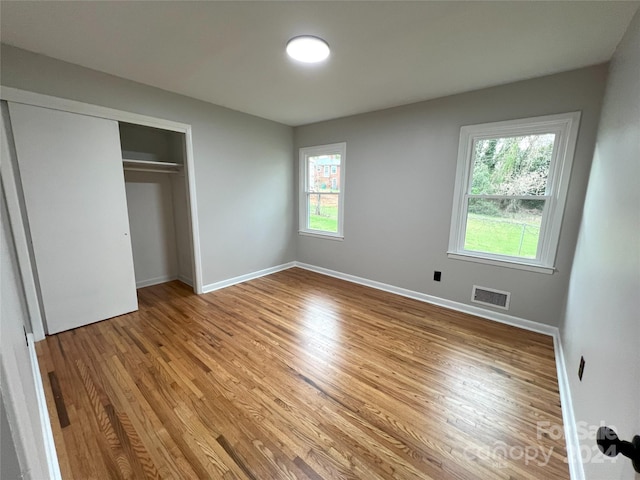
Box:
(447, 112, 581, 273)
(299, 142, 346, 239)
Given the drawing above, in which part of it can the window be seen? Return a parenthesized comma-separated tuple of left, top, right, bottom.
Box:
(299, 142, 346, 238)
(331, 165, 337, 174)
(448, 112, 580, 273)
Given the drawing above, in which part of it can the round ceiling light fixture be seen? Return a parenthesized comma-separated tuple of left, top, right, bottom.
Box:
(286, 35, 330, 63)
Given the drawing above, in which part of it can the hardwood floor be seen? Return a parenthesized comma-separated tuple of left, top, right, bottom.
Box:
(37, 268, 569, 479)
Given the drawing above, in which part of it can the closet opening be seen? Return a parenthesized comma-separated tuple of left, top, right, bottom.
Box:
(119, 122, 194, 289)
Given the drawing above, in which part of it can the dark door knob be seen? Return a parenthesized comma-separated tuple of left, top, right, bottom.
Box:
(596, 426, 640, 473)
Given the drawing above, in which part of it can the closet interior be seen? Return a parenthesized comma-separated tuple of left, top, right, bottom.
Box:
(119, 122, 193, 289)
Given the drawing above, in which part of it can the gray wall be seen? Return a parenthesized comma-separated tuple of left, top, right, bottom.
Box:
(119, 122, 183, 164)
(1, 38, 631, 478)
(295, 65, 608, 327)
(1, 44, 296, 287)
(561, 11, 640, 480)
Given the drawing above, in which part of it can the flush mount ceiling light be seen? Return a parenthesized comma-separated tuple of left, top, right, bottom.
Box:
(286, 35, 330, 63)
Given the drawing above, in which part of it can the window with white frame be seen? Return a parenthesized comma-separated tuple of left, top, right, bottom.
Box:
(299, 142, 346, 238)
(448, 112, 580, 273)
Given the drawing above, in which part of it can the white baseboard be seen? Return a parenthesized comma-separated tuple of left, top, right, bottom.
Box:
(135, 274, 194, 289)
(294, 262, 557, 336)
(553, 334, 584, 480)
(135, 274, 178, 289)
(27, 333, 62, 480)
(201, 262, 296, 293)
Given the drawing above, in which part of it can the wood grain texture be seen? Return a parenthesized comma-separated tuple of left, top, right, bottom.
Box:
(37, 268, 569, 479)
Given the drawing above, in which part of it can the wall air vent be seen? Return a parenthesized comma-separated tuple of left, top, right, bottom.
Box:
(471, 285, 511, 310)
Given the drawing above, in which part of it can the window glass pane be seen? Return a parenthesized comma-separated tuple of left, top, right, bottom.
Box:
(464, 198, 544, 258)
(308, 154, 341, 193)
(471, 134, 555, 196)
(308, 193, 338, 233)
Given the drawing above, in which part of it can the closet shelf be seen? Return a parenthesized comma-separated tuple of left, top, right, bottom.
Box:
(122, 158, 183, 174)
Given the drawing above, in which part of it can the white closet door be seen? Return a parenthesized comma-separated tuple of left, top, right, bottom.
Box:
(8, 102, 138, 334)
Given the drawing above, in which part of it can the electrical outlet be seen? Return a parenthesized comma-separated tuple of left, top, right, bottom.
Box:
(578, 356, 585, 381)
(433, 271, 442, 282)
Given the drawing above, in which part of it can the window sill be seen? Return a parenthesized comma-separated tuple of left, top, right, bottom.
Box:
(298, 231, 344, 241)
(447, 252, 555, 274)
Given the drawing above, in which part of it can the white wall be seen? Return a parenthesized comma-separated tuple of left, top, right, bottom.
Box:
(1, 395, 22, 479)
(120, 123, 193, 286)
(560, 10, 640, 480)
(1, 44, 296, 288)
(294, 65, 608, 327)
(1, 184, 48, 479)
(171, 173, 195, 283)
(124, 170, 180, 287)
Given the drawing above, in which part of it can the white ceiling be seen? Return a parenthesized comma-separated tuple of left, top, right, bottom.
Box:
(1, 1, 638, 126)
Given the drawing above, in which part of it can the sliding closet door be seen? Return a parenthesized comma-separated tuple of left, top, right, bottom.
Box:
(8, 103, 138, 334)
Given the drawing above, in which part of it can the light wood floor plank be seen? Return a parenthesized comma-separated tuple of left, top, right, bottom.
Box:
(37, 268, 568, 479)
